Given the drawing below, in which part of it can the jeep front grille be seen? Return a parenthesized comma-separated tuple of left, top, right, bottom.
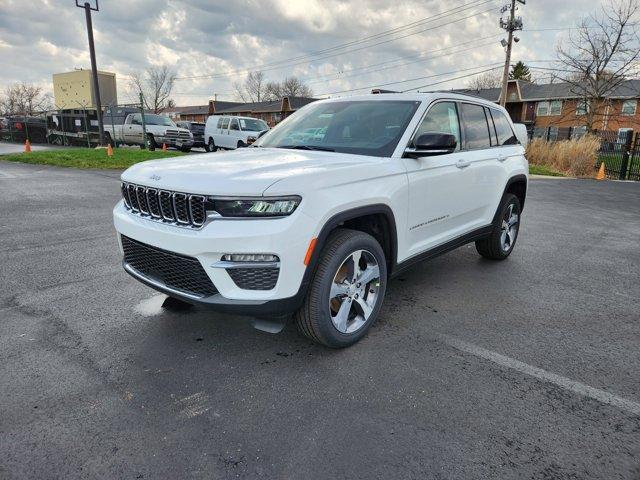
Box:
(121, 182, 207, 228)
(121, 235, 217, 298)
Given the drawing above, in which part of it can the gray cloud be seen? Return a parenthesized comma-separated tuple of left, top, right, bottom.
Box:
(0, 0, 611, 105)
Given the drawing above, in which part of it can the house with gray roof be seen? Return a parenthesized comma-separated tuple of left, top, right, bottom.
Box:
(455, 79, 640, 133)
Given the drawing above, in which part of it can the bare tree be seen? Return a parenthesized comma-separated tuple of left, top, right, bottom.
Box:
(233, 71, 267, 102)
(129, 66, 177, 113)
(0, 82, 51, 115)
(235, 72, 314, 102)
(466, 71, 503, 91)
(279, 77, 313, 98)
(555, 0, 640, 130)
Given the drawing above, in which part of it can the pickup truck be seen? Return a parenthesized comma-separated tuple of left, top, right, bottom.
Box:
(104, 112, 194, 151)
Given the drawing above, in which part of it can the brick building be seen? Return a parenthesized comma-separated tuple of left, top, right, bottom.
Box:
(458, 79, 640, 136)
(161, 96, 317, 126)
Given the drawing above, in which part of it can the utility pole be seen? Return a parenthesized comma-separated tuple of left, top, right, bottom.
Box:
(76, 0, 105, 145)
(499, 0, 525, 107)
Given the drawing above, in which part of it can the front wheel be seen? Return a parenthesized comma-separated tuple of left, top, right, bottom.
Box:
(295, 229, 387, 348)
(475, 193, 521, 260)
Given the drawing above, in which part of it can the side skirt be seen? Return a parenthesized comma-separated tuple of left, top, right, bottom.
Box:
(391, 225, 493, 278)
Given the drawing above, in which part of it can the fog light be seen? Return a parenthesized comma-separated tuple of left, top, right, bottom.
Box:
(222, 254, 279, 262)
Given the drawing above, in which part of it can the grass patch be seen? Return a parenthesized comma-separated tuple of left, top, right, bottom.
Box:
(0, 147, 185, 169)
(529, 164, 565, 177)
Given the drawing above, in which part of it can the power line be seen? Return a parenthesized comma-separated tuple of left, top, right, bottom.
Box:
(403, 65, 504, 92)
(316, 62, 504, 96)
(174, 0, 499, 81)
(302, 36, 502, 86)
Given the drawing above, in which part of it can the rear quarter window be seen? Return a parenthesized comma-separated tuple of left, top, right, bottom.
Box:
(490, 109, 519, 145)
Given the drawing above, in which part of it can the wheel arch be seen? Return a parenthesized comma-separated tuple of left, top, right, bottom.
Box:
(503, 174, 527, 211)
(306, 204, 398, 281)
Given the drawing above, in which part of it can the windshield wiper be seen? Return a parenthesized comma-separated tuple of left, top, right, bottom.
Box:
(277, 145, 335, 152)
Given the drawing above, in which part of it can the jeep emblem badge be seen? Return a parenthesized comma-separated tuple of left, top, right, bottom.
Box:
(150, 174, 161, 181)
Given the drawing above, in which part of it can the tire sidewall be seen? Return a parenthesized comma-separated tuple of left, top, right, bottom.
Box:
(495, 194, 521, 258)
(310, 232, 387, 347)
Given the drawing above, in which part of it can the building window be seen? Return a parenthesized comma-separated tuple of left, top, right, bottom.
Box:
(572, 126, 587, 138)
(576, 99, 590, 116)
(547, 126, 559, 141)
(536, 101, 549, 116)
(536, 100, 562, 116)
(621, 99, 637, 116)
(549, 100, 562, 115)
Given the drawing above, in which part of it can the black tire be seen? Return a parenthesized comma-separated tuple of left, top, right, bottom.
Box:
(104, 132, 115, 148)
(295, 228, 387, 348)
(180, 146, 191, 152)
(147, 134, 157, 151)
(205, 138, 217, 152)
(237, 140, 246, 148)
(475, 193, 521, 260)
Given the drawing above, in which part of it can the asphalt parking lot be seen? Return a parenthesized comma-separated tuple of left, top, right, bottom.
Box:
(1, 160, 639, 479)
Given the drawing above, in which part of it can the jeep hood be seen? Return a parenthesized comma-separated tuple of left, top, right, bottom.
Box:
(120, 148, 390, 196)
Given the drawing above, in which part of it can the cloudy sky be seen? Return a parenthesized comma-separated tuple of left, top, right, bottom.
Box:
(0, 0, 616, 106)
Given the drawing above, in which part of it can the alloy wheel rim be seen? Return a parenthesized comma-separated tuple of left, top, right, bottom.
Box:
(500, 203, 519, 252)
(329, 249, 381, 334)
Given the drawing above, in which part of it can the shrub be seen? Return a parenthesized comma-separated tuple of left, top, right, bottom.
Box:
(525, 134, 601, 177)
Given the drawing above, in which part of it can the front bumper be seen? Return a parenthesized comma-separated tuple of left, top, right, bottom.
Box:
(155, 136, 194, 148)
(113, 201, 316, 315)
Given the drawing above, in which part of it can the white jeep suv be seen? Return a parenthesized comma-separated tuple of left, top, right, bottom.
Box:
(114, 92, 528, 348)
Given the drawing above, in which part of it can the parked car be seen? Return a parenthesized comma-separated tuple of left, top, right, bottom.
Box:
(0, 115, 48, 143)
(203, 115, 269, 152)
(176, 121, 205, 149)
(103, 110, 193, 152)
(114, 92, 528, 348)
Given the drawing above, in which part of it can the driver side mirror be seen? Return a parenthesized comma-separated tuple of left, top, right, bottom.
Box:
(404, 132, 457, 157)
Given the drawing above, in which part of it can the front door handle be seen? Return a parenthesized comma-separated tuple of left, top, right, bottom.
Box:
(497, 154, 506, 162)
(456, 159, 471, 169)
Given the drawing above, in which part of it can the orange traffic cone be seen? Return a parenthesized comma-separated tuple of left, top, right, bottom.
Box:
(596, 162, 606, 180)
(107, 144, 113, 157)
(24, 139, 31, 153)
(162, 143, 167, 152)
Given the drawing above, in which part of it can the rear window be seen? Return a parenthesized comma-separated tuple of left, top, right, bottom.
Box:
(490, 109, 519, 145)
(461, 103, 491, 150)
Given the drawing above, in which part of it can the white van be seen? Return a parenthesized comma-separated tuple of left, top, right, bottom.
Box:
(204, 115, 269, 152)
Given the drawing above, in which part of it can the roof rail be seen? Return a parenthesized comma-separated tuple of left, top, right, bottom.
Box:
(371, 89, 399, 94)
(423, 89, 488, 100)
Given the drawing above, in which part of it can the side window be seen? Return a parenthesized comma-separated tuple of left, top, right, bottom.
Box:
(216, 118, 223, 128)
(491, 109, 519, 145)
(461, 103, 491, 150)
(130, 114, 141, 125)
(414, 101, 461, 150)
(485, 107, 498, 146)
(230, 118, 239, 131)
(220, 117, 230, 129)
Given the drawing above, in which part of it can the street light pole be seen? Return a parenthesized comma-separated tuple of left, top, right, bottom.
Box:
(76, 0, 105, 145)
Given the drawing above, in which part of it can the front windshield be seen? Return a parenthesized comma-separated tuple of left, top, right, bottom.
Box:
(240, 118, 268, 132)
(256, 100, 420, 157)
(144, 114, 175, 127)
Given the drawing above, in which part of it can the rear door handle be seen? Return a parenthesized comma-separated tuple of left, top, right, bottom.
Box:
(455, 159, 471, 169)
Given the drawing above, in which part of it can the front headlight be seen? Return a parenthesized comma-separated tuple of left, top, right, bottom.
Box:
(209, 196, 301, 218)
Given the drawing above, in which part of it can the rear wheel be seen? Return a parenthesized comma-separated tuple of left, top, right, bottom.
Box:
(180, 146, 191, 152)
(475, 193, 521, 260)
(237, 140, 246, 148)
(295, 229, 387, 348)
(205, 138, 217, 152)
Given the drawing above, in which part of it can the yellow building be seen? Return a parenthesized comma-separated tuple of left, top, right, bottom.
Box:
(52, 70, 117, 110)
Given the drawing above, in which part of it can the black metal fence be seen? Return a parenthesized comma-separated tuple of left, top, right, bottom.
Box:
(529, 126, 640, 181)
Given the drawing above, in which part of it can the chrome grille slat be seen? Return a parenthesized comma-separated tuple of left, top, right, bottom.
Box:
(127, 184, 140, 212)
(121, 182, 207, 229)
(173, 193, 190, 224)
(136, 186, 149, 214)
(146, 188, 161, 218)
